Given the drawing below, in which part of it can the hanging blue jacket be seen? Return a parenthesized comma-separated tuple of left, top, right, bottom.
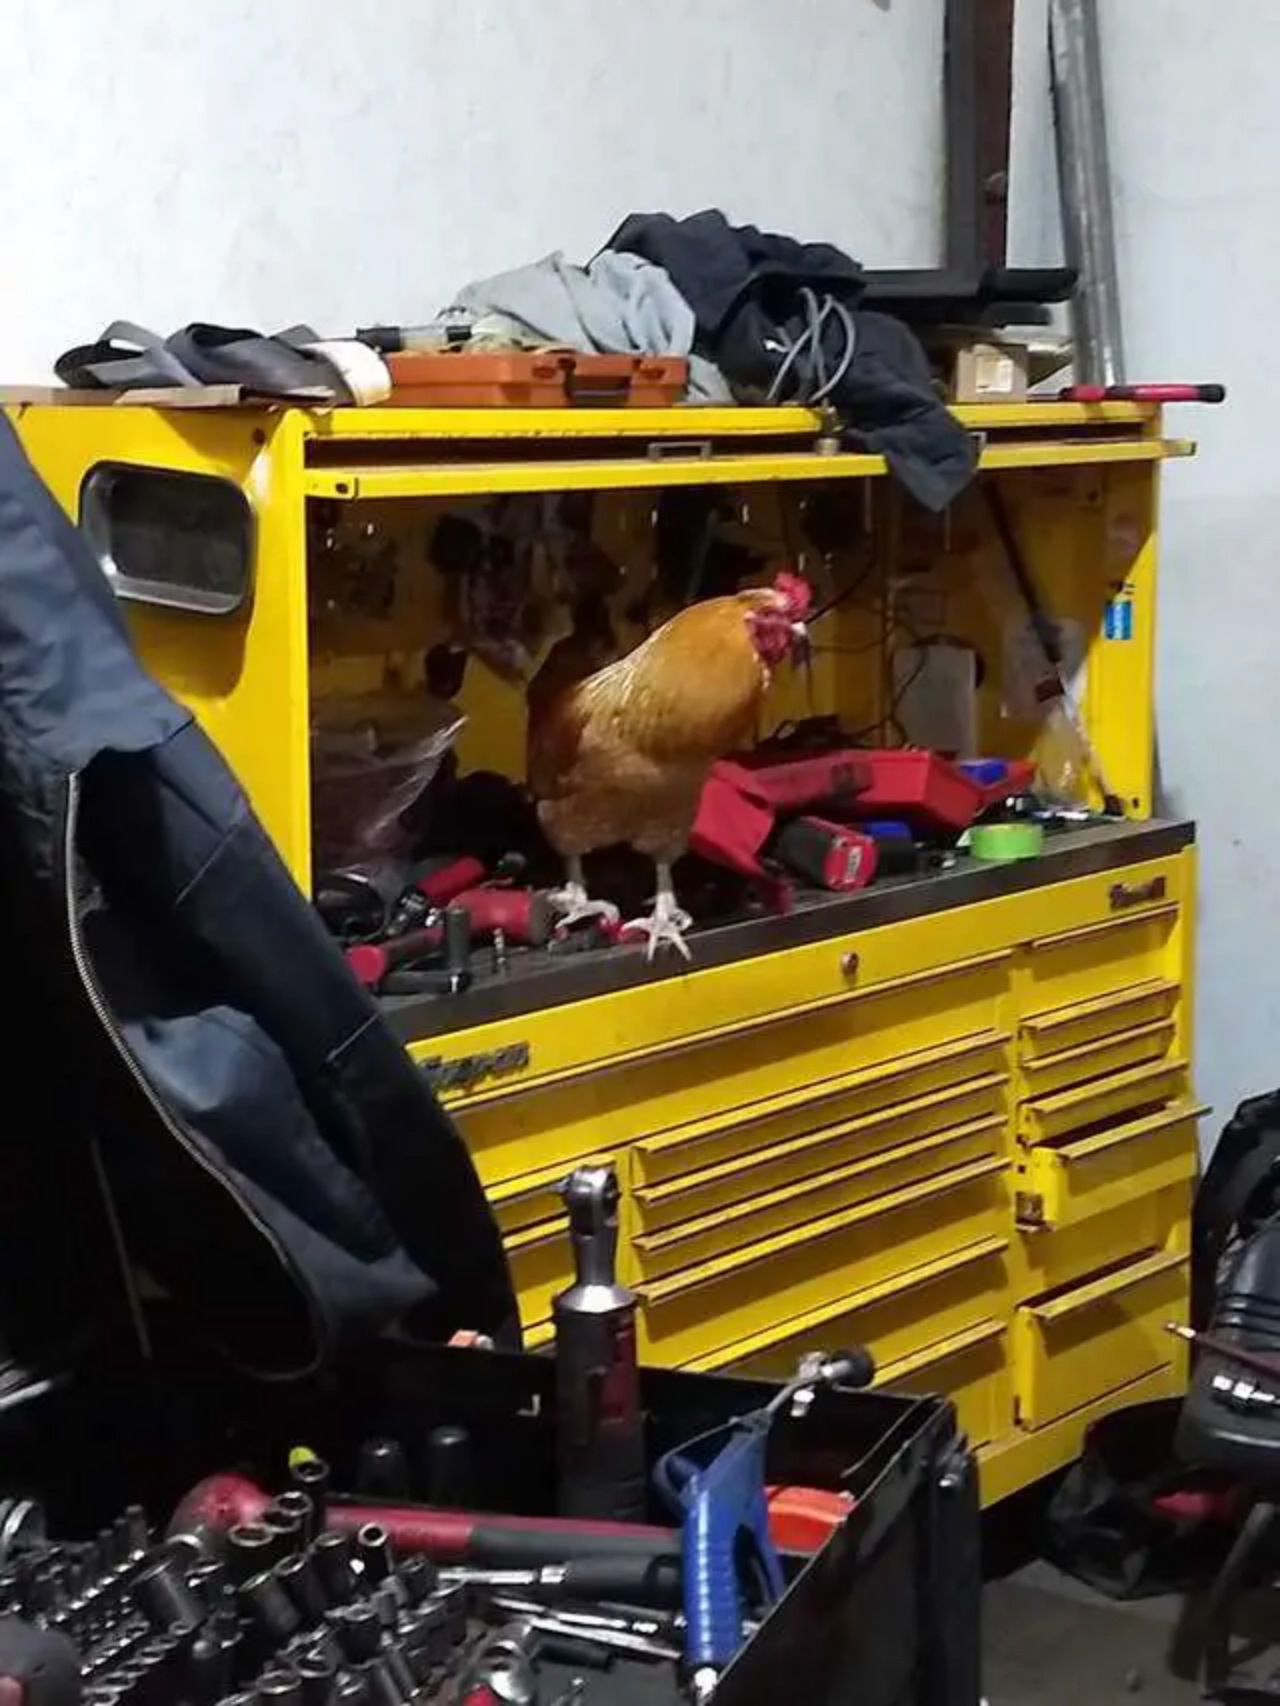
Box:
(0, 414, 515, 1378)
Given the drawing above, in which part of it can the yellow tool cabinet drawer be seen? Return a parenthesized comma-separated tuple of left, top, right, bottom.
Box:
(878, 1320, 1011, 1449)
(1013, 1184, 1189, 1300)
(712, 1231, 1007, 1390)
(1020, 1018, 1176, 1100)
(1015, 1101, 1205, 1230)
(637, 1162, 1006, 1367)
(1020, 979, 1179, 1061)
(453, 952, 1009, 1186)
(1024, 900, 1180, 1018)
(1013, 1250, 1187, 1428)
(1018, 1059, 1189, 1146)
(632, 1116, 1005, 1277)
(632, 1032, 1008, 1197)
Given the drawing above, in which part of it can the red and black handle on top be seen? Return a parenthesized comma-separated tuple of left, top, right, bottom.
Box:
(1058, 382, 1225, 404)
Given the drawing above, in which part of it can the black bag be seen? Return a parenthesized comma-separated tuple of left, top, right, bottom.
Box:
(1046, 1400, 1234, 1598)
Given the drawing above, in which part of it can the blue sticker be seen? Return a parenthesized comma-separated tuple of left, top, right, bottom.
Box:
(1104, 597, 1134, 641)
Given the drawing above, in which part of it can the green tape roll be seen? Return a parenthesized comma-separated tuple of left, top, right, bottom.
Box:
(968, 821, 1046, 863)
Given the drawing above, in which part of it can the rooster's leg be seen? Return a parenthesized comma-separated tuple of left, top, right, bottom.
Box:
(624, 861, 693, 962)
(548, 856, 620, 930)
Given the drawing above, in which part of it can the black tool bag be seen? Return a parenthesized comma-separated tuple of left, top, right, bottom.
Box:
(0, 415, 515, 1379)
(1046, 1400, 1235, 1598)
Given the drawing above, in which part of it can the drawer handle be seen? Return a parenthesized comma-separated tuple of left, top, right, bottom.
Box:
(680, 1234, 1010, 1372)
(436, 947, 1012, 1109)
(639, 1157, 1006, 1306)
(504, 1220, 567, 1255)
(636, 1099, 1006, 1209)
(1110, 876, 1168, 912)
(1022, 978, 1178, 1039)
(635, 1113, 1005, 1239)
(1023, 1018, 1175, 1077)
(1054, 1100, 1209, 1164)
(1026, 1057, 1186, 1120)
(637, 1036, 1008, 1163)
(1031, 902, 1178, 951)
(876, 1317, 1006, 1385)
(1028, 1250, 1185, 1324)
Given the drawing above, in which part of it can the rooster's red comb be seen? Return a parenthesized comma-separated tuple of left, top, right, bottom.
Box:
(772, 569, 813, 620)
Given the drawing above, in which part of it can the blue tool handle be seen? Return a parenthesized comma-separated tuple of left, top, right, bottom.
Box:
(683, 1477, 750, 1671)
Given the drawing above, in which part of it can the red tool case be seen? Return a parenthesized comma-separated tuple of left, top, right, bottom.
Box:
(844, 751, 1036, 833)
(381, 351, 688, 408)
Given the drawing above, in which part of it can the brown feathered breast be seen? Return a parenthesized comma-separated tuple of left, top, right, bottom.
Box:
(527, 595, 771, 862)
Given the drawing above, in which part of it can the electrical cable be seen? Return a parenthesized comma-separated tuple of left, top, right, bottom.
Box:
(765, 289, 858, 406)
(807, 557, 879, 624)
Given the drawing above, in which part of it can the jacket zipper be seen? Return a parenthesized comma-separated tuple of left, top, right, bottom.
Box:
(62, 772, 325, 1379)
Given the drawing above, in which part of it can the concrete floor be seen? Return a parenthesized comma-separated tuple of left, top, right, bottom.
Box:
(983, 1562, 1202, 1706)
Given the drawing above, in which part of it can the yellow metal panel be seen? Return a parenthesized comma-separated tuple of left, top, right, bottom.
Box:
(1012, 1250, 1186, 1428)
(303, 438, 1188, 504)
(300, 399, 1160, 443)
(306, 451, 885, 501)
(452, 955, 1009, 1186)
(6, 403, 314, 881)
(1016, 1102, 1205, 1230)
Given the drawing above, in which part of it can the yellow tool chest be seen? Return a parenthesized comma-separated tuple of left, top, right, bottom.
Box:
(7, 393, 1200, 1506)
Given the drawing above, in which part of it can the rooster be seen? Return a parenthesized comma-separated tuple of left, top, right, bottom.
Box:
(527, 571, 812, 959)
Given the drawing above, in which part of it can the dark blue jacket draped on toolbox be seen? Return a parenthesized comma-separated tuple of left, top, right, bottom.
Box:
(0, 415, 515, 1377)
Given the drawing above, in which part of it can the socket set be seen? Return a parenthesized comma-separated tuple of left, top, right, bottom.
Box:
(0, 1459, 678, 1706)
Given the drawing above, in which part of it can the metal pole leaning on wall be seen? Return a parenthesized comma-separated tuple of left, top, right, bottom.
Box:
(1049, 0, 1126, 384)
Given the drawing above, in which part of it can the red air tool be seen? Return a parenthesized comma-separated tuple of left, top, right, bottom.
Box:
(347, 891, 553, 990)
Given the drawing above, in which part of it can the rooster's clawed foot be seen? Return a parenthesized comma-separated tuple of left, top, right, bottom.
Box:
(623, 891, 693, 962)
(548, 879, 620, 933)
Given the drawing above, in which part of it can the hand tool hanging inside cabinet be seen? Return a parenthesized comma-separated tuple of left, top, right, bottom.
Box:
(984, 482, 1124, 815)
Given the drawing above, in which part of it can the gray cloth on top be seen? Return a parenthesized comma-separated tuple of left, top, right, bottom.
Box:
(440, 250, 733, 403)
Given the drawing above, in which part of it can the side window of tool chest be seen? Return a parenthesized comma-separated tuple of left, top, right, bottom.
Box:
(80, 462, 254, 616)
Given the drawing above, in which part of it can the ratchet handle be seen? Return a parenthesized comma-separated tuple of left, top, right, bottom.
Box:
(1060, 382, 1226, 404)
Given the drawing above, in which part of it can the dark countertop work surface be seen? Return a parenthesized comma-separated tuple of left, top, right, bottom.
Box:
(386, 817, 1194, 1041)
